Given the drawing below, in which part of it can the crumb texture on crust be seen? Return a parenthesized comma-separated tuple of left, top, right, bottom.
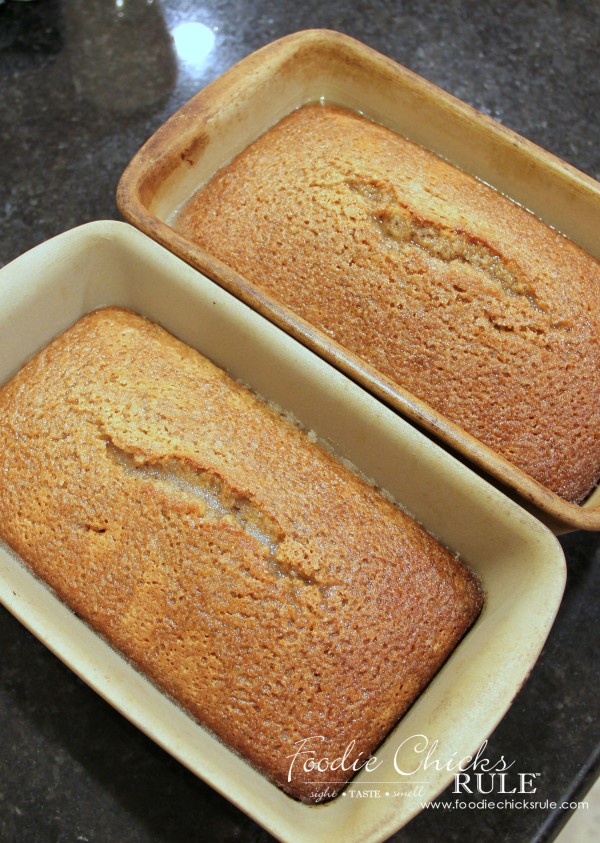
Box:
(176, 103, 600, 504)
(0, 307, 483, 802)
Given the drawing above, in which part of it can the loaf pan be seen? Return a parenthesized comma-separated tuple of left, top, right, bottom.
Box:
(116, 29, 600, 532)
(0, 222, 565, 842)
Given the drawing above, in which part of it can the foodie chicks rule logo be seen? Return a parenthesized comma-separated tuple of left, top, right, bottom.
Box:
(286, 734, 540, 804)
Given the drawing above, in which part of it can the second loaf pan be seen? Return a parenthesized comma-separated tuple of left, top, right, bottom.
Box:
(117, 29, 600, 532)
(0, 220, 565, 843)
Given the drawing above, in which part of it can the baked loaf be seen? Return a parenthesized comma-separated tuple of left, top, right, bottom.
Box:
(175, 103, 600, 504)
(0, 307, 482, 802)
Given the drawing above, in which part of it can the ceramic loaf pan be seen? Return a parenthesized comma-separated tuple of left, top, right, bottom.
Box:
(116, 29, 600, 533)
(0, 221, 565, 843)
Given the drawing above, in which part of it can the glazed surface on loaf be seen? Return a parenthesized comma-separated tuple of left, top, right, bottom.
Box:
(175, 103, 600, 504)
(0, 307, 482, 803)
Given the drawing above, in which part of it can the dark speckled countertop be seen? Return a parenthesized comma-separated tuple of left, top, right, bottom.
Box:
(0, 1, 598, 842)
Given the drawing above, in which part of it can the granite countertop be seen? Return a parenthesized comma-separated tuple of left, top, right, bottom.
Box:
(0, 1, 598, 841)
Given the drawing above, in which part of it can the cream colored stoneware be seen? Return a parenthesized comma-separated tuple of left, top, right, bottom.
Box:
(0, 222, 565, 843)
(117, 29, 600, 532)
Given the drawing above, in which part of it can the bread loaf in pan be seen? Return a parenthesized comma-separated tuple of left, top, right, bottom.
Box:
(176, 103, 600, 505)
(0, 306, 483, 802)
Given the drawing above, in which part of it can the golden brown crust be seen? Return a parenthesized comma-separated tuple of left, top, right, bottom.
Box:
(176, 103, 600, 503)
(0, 307, 482, 802)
